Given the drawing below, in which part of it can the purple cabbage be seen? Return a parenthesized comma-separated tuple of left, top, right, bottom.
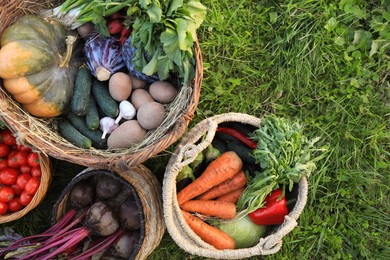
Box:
(122, 37, 159, 83)
(84, 34, 125, 81)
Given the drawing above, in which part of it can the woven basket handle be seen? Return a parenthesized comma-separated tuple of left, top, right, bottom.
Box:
(259, 214, 298, 254)
(176, 118, 218, 167)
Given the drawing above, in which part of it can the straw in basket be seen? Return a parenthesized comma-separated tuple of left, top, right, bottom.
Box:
(0, 0, 203, 171)
(52, 166, 165, 260)
(0, 152, 51, 224)
(162, 113, 309, 259)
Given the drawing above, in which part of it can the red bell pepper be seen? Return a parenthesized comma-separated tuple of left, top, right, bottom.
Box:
(216, 127, 257, 149)
(248, 188, 288, 225)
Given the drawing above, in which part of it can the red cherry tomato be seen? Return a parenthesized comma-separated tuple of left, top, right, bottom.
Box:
(19, 164, 32, 174)
(25, 177, 40, 195)
(19, 191, 33, 206)
(0, 159, 8, 170)
(0, 186, 15, 203)
(8, 197, 23, 212)
(31, 166, 42, 178)
(0, 143, 10, 158)
(8, 151, 29, 168)
(27, 152, 40, 168)
(0, 168, 18, 185)
(15, 144, 32, 153)
(0, 201, 8, 215)
(16, 173, 31, 190)
(1, 129, 16, 146)
(11, 184, 23, 196)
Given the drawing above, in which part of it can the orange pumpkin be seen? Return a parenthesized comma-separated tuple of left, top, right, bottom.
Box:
(0, 15, 83, 117)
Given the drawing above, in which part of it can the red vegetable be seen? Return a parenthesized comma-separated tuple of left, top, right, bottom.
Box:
(0, 129, 16, 146)
(0, 159, 8, 170)
(25, 177, 40, 195)
(119, 27, 131, 45)
(19, 191, 33, 206)
(107, 19, 124, 35)
(248, 188, 288, 225)
(27, 152, 40, 167)
(1, 168, 18, 185)
(20, 164, 32, 174)
(15, 144, 32, 153)
(8, 151, 29, 168)
(8, 198, 23, 212)
(0, 201, 8, 215)
(0, 143, 10, 157)
(216, 127, 257, 149)
(11, 184, 23, 196)
(0, 186, 15, 203)
(16, 173, 31, 190)
(31, 166, 42, 178)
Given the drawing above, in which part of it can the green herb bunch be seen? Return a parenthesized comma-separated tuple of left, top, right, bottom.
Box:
(46, 0, 207, 83)
(236, 115, 328, 214)
(127, 0, 207, 83)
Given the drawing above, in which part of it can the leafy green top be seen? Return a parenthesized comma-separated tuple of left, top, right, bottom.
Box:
(58, 0, 207, 83)
(236, 115, 328, 214)
(127, 0, 207, 82)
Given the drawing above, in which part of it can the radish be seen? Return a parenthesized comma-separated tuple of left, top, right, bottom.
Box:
(107, 19, 124, 35)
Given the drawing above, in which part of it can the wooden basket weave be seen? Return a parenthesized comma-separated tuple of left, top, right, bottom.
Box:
(0, 0, 203, 171)
(52, 166, 165, 260)
(0, 152, 51, 224)
(162, 113, 309, 259)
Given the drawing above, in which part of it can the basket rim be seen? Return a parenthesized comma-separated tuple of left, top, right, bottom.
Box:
(0, 152, 51, 224)
(0, 4, 203, 171)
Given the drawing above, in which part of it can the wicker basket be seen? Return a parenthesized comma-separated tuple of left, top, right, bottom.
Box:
(0, 152, 51, 224)
(52, 166, 165, 260)
(162, 113, 309, 259)
(0, 0, 203, 171)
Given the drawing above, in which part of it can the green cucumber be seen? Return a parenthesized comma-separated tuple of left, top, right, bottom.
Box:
(67, 113, 107, 149)
(226, 140, 256, 165)
(86, 95, 100, 130)
(71, 65, 92, 116)
(211, 137, 228, 154)
(58, 120, 92, 149)
(91, 79, 119, 118)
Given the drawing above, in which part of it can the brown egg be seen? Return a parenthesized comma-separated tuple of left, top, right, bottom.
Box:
(149, 81, 178, 104)
(130, 89, 154, 110)
(137, 102, 165, 130)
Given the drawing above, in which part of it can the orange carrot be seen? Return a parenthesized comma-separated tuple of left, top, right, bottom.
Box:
(216, 187, 246, 204)
(181, 210, 235, 250)
(198, 170, 247, 200)
(177, 151, 243, 205)
(181, 200, 236, 219)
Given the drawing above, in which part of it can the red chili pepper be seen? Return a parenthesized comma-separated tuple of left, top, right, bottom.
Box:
(248, 188, 288, 225)
(216, 127, 257, 149)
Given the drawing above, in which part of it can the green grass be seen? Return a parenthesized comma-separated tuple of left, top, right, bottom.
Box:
(3, 0, 390, 259)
